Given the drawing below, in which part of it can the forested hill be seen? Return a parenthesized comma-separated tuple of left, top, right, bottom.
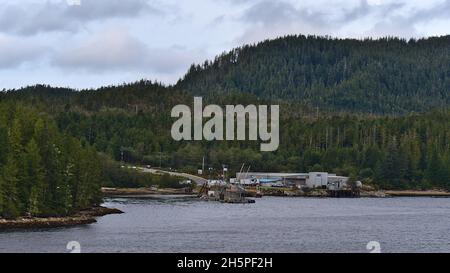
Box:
(176, 35, 450, 114)
(2, 84, 449, 191)
(1, 35, 450, 192)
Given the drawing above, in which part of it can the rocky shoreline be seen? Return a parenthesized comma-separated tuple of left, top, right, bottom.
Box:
(0, 206, 123, 230)
(102, 187, 192, 196)
(103, 186, 450, 199)
(383, 190, 450, 197)
(260, 187, 449, 198)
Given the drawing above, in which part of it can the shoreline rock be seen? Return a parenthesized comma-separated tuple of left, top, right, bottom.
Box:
(102, 187, 193, 196)
(360, 190, 387, 198)
(383, 190, 450, 197)
(0, 206, 123, 230)
(259, 187, 450, 198)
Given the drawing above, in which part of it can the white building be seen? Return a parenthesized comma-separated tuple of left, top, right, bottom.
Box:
(305, 172, 329, 188)
(235, 171, 354, 190)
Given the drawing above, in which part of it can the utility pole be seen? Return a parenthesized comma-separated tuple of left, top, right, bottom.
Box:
(208, 167, 213, 180)
(202, 156, 205, 175)
(222, 165, 228, 182)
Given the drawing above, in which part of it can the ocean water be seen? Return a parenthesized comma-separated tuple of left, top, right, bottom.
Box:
(1, 196, 449, 253)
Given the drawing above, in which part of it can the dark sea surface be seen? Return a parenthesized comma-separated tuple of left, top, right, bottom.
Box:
(1, 196, 449, 253)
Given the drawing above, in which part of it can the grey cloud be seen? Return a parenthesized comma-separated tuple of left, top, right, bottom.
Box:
(339, 1, 404, 23)
(0, 35, 48, 69)
(238, 0, 450, 42)
(241, 0, 404, 30)
(0, 0, 162, 35)
(366, 0, 450, 37)
(236, 0, 332, 43)
(53, 27, 203, 74)
(66, 0, 162, 21)
(410, 0, 450, 21)
(242, 1, 326, 26)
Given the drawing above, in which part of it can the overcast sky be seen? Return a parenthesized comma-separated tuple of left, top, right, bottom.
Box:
(0, 0, 449, 89)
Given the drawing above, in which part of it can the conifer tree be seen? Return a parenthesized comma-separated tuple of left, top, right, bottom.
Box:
(24, 139, 46, 216)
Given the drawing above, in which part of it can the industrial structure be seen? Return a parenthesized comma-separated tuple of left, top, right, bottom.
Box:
(233, 171, 361, 197)
(198, 180, 256, 203)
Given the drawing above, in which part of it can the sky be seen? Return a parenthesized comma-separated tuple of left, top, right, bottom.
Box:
(0, 0, 449, 90)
